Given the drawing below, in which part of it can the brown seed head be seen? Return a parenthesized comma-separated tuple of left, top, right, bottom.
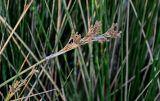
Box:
(105, 23, 121, 38)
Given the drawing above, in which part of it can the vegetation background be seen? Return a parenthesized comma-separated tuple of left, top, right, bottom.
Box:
(0, 0, 160, 101)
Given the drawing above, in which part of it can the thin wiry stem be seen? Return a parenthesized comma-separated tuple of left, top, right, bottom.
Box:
(0, 0, 33, 55)
(129, 0, 153, 62)
(125, 0, 129, 101)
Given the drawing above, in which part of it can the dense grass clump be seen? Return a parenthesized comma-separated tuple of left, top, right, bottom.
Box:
(0, 0, 160, 101)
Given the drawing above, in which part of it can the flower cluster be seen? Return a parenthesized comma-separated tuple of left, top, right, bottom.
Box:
(48, 21, 121, 60)
(60, 21, 121, 52)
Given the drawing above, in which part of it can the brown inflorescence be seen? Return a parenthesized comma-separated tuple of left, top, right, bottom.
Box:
(105, 23, 121, 38)
(80, 21, 102, 44)
(60, 21, 121, 53)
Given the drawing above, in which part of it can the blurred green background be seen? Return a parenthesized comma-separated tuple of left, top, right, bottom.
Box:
(0, 0, 160, 101)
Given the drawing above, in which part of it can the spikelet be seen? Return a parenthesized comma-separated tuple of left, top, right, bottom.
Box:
(105, 23, 121, 38)
(60, 32, 81, 52)
(59, 21, 121, 53)
(80, 21, 102, 44)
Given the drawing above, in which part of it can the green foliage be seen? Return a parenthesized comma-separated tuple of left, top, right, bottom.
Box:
(0, 0, 160, 101)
